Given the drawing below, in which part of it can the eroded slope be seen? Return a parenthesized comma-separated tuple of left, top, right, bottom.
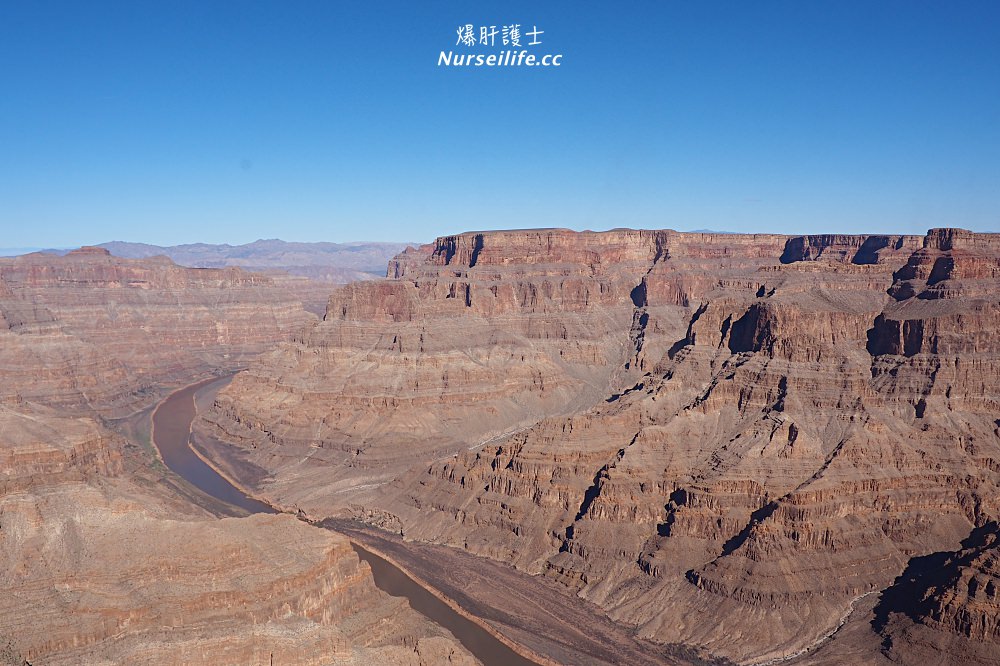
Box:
(0, 249, 477, 665)
(200, 227, 1000, 664)
(0, 247, 316, 415)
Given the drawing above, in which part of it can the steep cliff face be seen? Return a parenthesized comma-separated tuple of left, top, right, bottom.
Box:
(203, 229, 837, 510)
(375, 235, 979, 662)
(0, 248, 316, 415)
(779, 234, 921, 265)
(0, 403, 123, 493)
(0, 251, 477, 666)
(200, 227, 1000, 664)
(198, 229, 687, 504)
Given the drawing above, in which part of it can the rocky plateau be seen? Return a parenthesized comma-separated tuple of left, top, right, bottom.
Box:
(198, 226, 1000, 664)
(0, 248, 477, 665)
(0, 247, 316, 415)
(46, 239, 415, 314)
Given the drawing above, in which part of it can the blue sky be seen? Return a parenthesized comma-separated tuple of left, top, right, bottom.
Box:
(1, 1, 998, 246)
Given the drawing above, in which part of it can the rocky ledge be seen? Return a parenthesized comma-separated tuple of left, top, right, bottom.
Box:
(0, 250, 477, 665)
(201, 226, 1000, 664)
(0, 249, 317, 415)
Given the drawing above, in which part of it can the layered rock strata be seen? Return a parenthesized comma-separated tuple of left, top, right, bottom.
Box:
(199, 229, 695, 504)
(0, 478, 474, 664)
(0, 248, 316, 415)
(875, 521, 1000, 665)
(0, 250, 476, 665)
(202, 227, 1000, 663)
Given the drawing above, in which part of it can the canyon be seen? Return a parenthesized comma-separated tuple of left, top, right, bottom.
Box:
(52, 239, 409, 284)
(0, 248, 476, 665)
(196, 227, 1000, 664)
(43, 240, 413, 316)
(0, 247, 316, 414)
(2, 228, 998, 664)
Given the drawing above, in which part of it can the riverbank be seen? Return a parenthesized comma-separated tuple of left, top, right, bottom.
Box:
(148, 375, 552, 666)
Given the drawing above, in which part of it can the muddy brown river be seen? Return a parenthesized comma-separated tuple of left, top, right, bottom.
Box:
(151, 377, 542, 666)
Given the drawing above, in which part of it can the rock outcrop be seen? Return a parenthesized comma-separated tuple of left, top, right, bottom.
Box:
(0, 248, 317, 415)
(0, 402, 123, 493)
(201, 227, 1000, 664)
(0, 473, 475, 665)
(0, 251, 477, 665)
(875, 521, 1000, 665)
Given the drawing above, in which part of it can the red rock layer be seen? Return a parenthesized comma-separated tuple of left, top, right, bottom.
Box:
(0, 251, 477, 666)
(199, 229, 689, 503)
(202, 226, 1000, 663)
(0, 479, 475, 666)
(0, 248, 316, 415)
(0, 403, 123, 494)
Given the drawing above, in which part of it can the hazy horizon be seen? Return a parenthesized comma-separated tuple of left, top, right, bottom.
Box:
(5, 221, 1000, 258)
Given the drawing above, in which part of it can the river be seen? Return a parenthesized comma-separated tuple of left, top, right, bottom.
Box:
(150, 377, 543, 666)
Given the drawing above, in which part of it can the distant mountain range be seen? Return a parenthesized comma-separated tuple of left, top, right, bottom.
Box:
(42, 239, 416, 283)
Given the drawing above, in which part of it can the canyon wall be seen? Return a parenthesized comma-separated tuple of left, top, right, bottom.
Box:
(0, 409, 475, 665)
(0, 247, 317, 415)
(0, 250, 476, 665)
(201, 227, 1000, 664)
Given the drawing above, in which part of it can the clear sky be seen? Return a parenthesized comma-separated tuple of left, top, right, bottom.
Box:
(1, 1, 998, 247)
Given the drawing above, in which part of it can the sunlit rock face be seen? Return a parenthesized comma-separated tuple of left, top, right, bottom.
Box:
(205, 226, 1000, 663)
(0, 248, 317, 415)
(0, 250, 476, 666)
(0, 459, 476, 665)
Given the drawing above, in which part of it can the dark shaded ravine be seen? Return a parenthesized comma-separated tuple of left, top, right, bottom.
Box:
(151, 376, 542, 666)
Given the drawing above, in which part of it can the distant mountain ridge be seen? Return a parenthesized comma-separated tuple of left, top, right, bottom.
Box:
(45, 239, 416, 283)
